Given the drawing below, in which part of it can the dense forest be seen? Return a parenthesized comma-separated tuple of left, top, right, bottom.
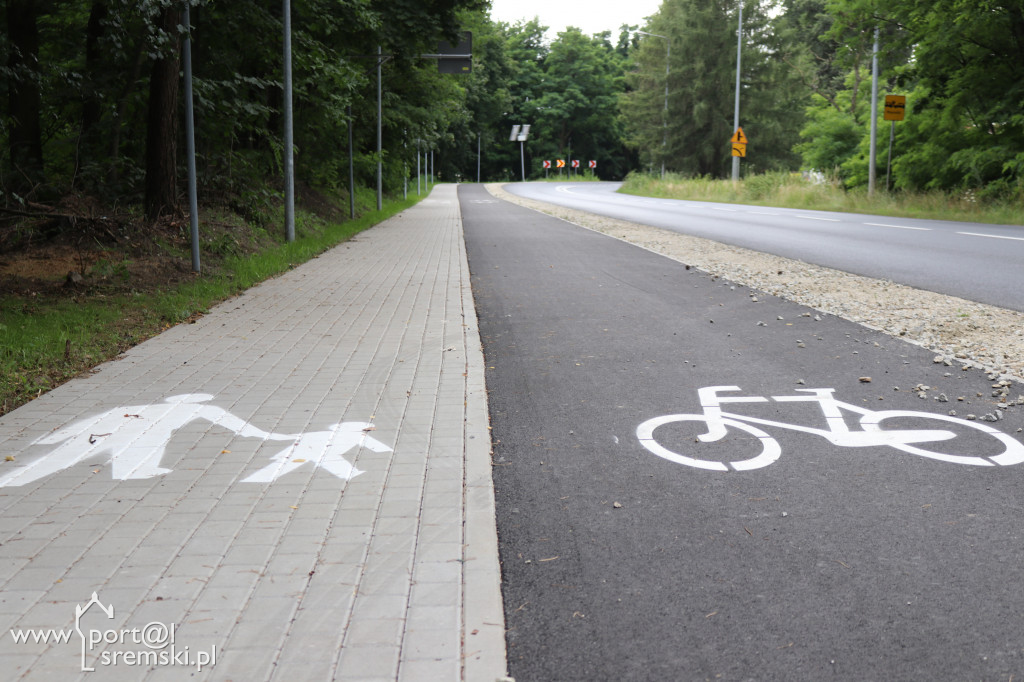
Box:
(2, 0, 1022, 237)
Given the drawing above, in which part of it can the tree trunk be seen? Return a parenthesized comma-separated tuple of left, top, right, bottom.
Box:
(82, 0, 109, 134)
(6, 0, 44, 191)
(144, 6, 182, 221)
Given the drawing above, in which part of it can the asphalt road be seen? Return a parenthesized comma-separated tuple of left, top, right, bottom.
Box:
(460, 184, 1024, 681)
(502, 181, 1024, 313)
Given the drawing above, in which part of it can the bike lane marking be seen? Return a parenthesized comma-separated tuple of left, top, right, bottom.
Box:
(637, 385, 1024, 472)
(463, 182, 1024, 682)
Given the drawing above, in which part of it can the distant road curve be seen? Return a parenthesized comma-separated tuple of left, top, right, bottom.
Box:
(501, 181, 1024, 313)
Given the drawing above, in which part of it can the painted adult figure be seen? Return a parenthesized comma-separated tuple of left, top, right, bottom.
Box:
(0, 394, 291, 487)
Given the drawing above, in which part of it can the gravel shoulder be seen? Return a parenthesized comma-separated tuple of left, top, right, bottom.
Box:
(485, 182, 1024, 387)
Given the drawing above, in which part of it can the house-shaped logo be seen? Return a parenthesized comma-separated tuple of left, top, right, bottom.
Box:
(75, 592, 114, 671)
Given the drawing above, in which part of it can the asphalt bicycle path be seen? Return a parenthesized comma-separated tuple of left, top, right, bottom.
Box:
(459, 183, 1024, 681)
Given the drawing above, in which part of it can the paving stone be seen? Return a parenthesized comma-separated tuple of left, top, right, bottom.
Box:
(0, 185, 505, 680)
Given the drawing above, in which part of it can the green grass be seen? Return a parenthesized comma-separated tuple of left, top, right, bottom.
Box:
(0, 190, 425, 415)
(619, 171, 1024, 226)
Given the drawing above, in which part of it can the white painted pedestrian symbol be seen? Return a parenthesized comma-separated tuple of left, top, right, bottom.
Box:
(0, 394, 392, 487)
(243, 422, 390, 483)
(636, 386, 1024, 472)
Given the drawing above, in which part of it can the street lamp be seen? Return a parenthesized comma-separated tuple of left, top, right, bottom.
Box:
(636, 30, 669, 179)
(731, 2, 743, 183)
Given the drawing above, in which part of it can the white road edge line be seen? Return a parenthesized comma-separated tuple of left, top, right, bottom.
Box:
(956, 231, 1024, 242)
(864, 222, 931, 231)
(796, 215, 840, 222)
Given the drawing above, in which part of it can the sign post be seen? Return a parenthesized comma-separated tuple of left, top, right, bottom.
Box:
(883, 95, 906, 191)
(510, 125, 530, 181)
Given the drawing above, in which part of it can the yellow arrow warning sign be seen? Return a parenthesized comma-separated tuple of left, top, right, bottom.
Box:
(730, 127, 748, 144)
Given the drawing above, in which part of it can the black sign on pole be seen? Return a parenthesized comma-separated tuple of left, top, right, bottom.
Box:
(434, 32, 472, 74)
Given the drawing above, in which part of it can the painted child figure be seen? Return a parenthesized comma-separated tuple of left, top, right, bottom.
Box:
(242, 421, 392, 483)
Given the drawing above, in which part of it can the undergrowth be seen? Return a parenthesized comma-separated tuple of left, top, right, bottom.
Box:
(0, 185, 425, 416)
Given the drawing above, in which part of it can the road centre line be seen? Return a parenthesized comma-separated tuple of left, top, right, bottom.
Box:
(864, 222, 931, 231)
(711, 207, 739, 212)
(747, 210, 780, 216)
(956, 231, 1024, 242)
(796, 215, 840, 222)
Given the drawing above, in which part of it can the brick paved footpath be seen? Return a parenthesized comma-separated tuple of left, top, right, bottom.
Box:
(0, 184, 509, 681)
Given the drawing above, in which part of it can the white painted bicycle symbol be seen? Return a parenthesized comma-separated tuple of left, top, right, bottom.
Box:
(636, 386, 1024, 472)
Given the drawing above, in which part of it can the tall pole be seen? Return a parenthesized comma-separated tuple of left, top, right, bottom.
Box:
(886, 120, 895, 192)
(283, 0, 295, 240)
(520, 140, 525, 181)
(868, 27, 880, 196)
(731, 0, 743, 183)
(376, 45, 383, 211)
(182, 1, 200, 272)
(477, 134, 481, 183)
(416, 140, 421, 195)
(663, 40, 669, 178)
(347, 105, 355, 219)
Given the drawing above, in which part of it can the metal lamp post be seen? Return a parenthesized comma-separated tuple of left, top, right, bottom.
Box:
(636, 30, 669, 179)
(731, 1, 743, 183)
(283, 0, 295, 240)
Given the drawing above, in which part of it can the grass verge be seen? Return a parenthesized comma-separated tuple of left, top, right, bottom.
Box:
(620, 171, 1024, 226)
(0, 190, 425, 416)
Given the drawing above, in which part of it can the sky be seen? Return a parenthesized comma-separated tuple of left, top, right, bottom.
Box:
(487, 0, 663, 39)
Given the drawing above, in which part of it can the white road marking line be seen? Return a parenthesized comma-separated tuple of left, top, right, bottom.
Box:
(864, 222, 931, 231)
(748, 211, 780, 216)
(711, 207, 739, 212)
(956, 231, 1024, 242)
(796, 215, 840, 222)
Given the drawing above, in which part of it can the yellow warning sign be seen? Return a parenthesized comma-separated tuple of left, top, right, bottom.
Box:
(731, 143, 747, 158)
(556, 159, 566, 168)
(884, 95, 906, 121)
(730, 127, 748, 144)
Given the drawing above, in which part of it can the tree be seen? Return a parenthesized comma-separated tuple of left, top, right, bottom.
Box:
(5, 0, 45, 192)
(144, 2, 181, 221)
(531, 28, 627, 177)
(622, 0, 804, 178)
(890, 0, 1024, 193)
(792, 0, 1024, 193)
